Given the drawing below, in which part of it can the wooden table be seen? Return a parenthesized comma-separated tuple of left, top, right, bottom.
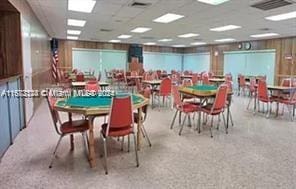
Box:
(69, 74, 96, 81)
(253, 85, 296, 115)
(54, 94, 149, 168)
(71, 81, 110, 89)
(209, 78, 225, 86)
(179, 85, 233, 133)
(181, 75, 193, 79)
(142, 80, 162, 108)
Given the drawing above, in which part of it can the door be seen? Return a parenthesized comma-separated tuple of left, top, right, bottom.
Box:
(21, 16, 34, 124)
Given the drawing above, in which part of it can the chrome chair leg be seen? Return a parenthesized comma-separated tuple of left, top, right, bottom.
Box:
(141, 126, 152, 147)
(49, 136, 63, 168)
(170, 110, 179, 129)
(102, 137, 108, 175)
(121, 136, 124, 151)
(179, 114, 187, 136)
(229, 110, 234, 126)
(222, 112, 227, 134)
(128, 135, 130, 152)
(210, 116, 213, 138)
(133, 133, 139, 167)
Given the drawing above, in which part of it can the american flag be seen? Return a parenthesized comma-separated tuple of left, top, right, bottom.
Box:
(51, 49, 58, 82)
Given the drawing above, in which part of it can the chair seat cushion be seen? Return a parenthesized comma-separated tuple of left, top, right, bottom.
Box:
(101, 123, 133, 137)
(178, 103, 199, 113)
(60, 120, 89, 134)
(201, 104, 223, 115)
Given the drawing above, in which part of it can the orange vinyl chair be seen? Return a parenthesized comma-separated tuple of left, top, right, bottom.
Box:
(46, 91, 89, 168)
(100, 96, 139, 174)
(200, 85, 228, 137)
(133, 88, 152, 146)
(257, 79, 275, 118)
(154, 78, 172, 109)
(246, 77, 257, 110)
(170, 86, 199, 135)
(76, 73, 85, 82)
(238, 75, 247, 96)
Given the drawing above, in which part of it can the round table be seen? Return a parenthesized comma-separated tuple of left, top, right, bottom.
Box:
(54, 93, 149, 168)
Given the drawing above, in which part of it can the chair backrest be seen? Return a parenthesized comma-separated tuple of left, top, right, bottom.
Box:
(107, 96, 133, 136)
(211, 85, 228, 112)
(202, 74, 210, 85)
(192, 73, 199, 85)
(182, 79, 193, 87)
(225, 74, 232, 82)
(85, 81, 100, 92)
(152, 71, 159, 80)
(224, 80, 233, 92)
(238, 75, 246, 86)
(160, 78, 172, 96)
(183, 70, 189, 75)
(131, 71, 138, 76)
(76, 73, 85, 82)
(281, 78, 291, 87)
(46, 91, 62, 135)
(249, 77, 256, 92)
(257, 79, 269, 101)
(172, 86, 182, 108)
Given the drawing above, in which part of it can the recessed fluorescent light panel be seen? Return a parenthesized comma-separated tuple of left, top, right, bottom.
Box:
(109, 39, 121, 43)
(197, 0, 230, 5)
(144, 42, 156, 45)
(265, 11, 296, 21)
(173, 45, 186, 48)
(153, 13, 184, 23)
(178, 33, 199, 38)
(67, 36, 78, 40)
(131, 27, 152, 33)
(250, 33, 279, 38)
(210, 25, 241, 32)
(68, 0, 96, 13)
(67, 30, 81, 35)
(67, 19, 86, 27)
(158, 39, 173, 42)
(117, 35, 132, 39)
(215, 38, 236, 42)
(191, 42, 207, 45)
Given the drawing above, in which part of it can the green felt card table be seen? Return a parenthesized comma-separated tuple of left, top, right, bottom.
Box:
(54, 93, 149, 168)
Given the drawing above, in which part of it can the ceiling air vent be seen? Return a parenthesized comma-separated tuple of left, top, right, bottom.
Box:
(129, 1, 152, 8)
(141, 36, 155, 40)
(251, 0, 293, 11)
(100, 29, 113, 32)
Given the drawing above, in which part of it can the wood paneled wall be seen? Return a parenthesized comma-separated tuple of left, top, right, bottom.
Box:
(58, 39, 184, 71)
(0, 8, 22, 79)
(184, 37, 296, 84)
(9, 0, 52, 110)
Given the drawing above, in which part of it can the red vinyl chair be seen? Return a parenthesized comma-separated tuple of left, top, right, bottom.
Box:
(202, 74, 210, 85)
(154, 78, 172, 109)
(257, 79, 275, 118)
(200, 85, 228, 137)
(85, 81, 100, 92)
(275, 89, 296, 121)
(76, 73, 85, 82)
(100, 96, 139, 174)
(170, 86, 199, 135)
(192, 73, 199, 85)
(238, 75, 247, 96)
(247, 77, 257, 110)
(46, 91, 89, 168)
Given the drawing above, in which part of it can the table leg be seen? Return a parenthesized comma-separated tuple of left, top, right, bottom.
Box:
(137, 108, 143, 151)
(88, 116, 96, 168)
